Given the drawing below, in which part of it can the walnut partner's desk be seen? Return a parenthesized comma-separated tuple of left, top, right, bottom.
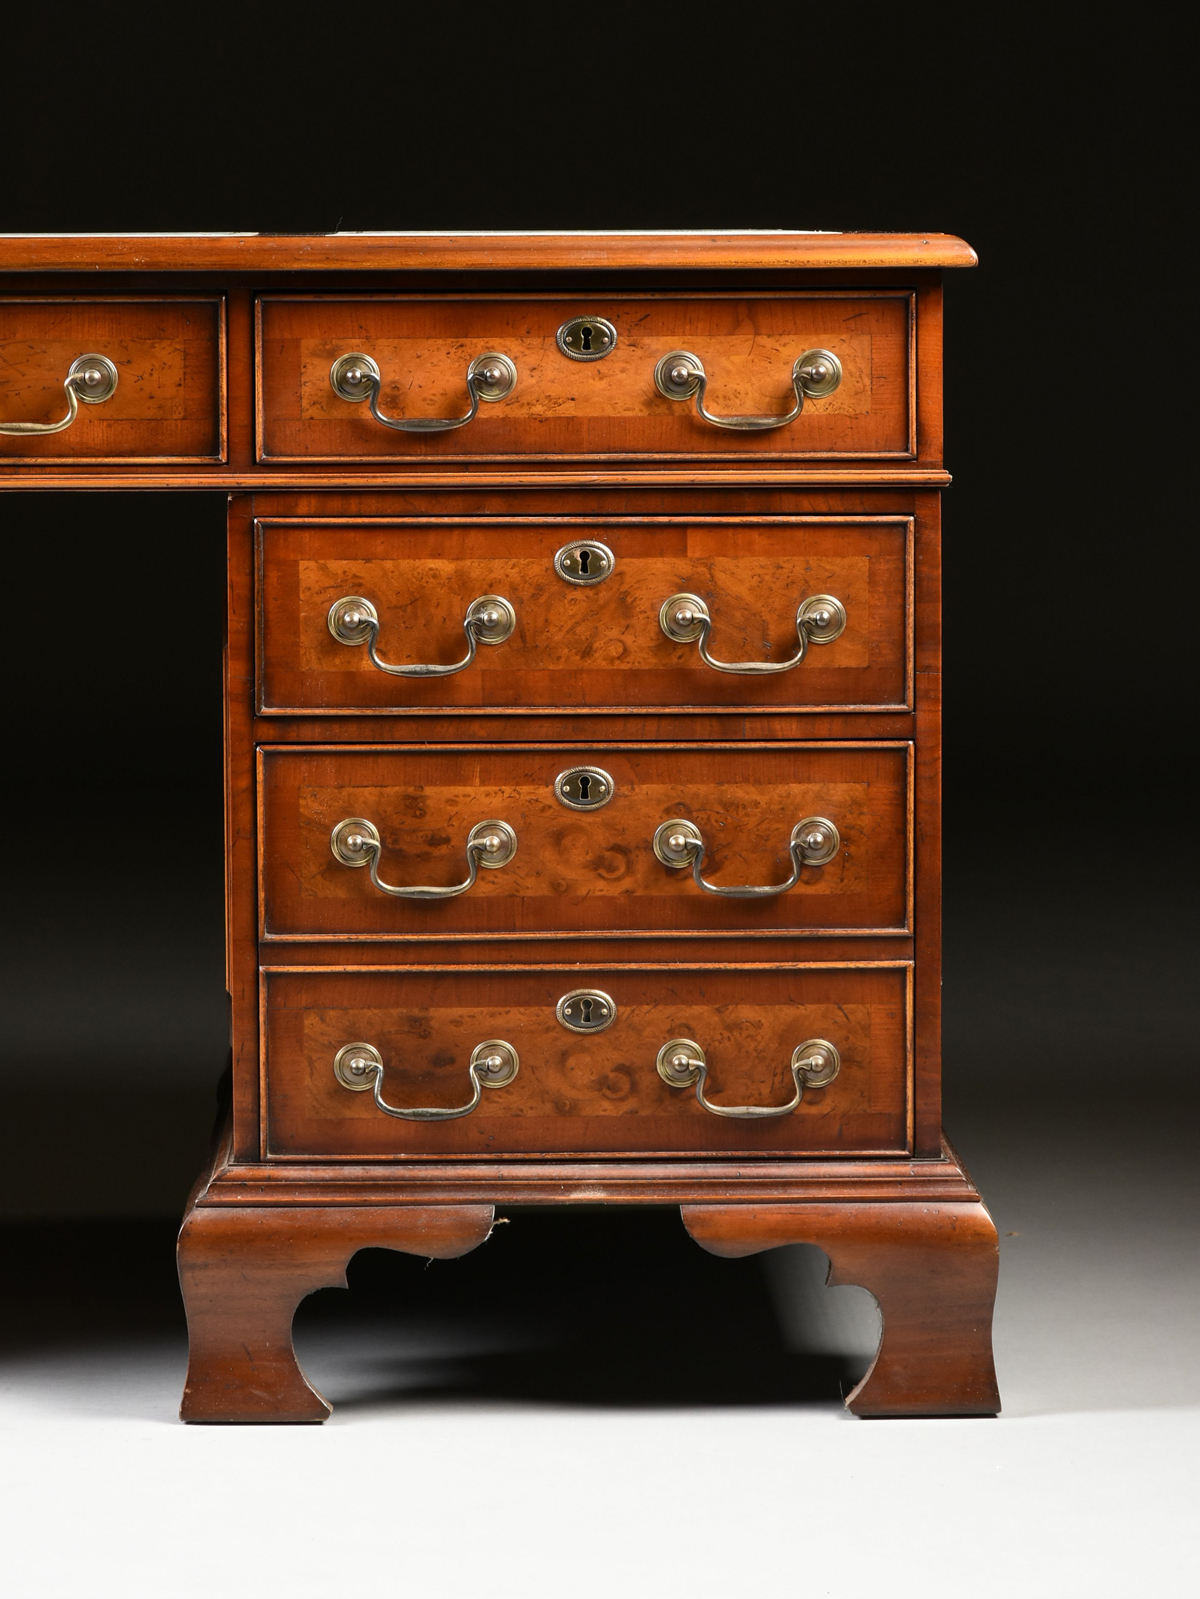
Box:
(0, 233, 999, 1421)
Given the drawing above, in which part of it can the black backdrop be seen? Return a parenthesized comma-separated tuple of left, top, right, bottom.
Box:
(2, 7, 1191, 1216)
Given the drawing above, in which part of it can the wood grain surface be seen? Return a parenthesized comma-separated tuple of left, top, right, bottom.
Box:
(261, 964, 912, 1158)
(257, 515, 911, 714)
(0, 298, 225, 460)
(258, 743, 911, 939)
(257, 294, 912, 462)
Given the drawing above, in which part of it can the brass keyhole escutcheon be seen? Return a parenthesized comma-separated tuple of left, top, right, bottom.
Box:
(554, 539, 615, 585)
(554, 766, 615, 811)
(556, 315, 618, 362)
(556, 988, 617, 1033)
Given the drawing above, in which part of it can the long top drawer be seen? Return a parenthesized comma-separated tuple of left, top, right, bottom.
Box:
(256, 293, 914, 462)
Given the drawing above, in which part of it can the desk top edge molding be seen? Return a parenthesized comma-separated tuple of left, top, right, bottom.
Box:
(0, 232, 979, 273)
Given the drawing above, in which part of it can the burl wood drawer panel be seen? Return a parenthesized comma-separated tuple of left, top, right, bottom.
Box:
(0, 298, 225, 460)
(258, 743, 911, 940)
(256, 294, 913, 462)
(257, 516, 911, 715)
(262, 964, 912, 1157)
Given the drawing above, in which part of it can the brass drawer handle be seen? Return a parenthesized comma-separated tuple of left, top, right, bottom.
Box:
(334, 1039, 519, 1120)
(329, 350, 517, 432)
(652, 816, 840, 898)
(327, 593, 516, 677)
(653, 347, 841, 431)
(659, 592, 846, 674)
(0, 354, 118, 436)
(330, 816, 517, 899)
(657, 1037, 840, 1118)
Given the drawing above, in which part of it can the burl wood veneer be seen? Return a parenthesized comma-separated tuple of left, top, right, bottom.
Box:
(0, 232, 997, 1422)
(256, 292, 913, 463)
(257, 742, 911, 940)
(256, 515, 912, 715)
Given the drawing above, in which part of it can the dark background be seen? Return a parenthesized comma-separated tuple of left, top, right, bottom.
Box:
(1, 6, 1192, 1220)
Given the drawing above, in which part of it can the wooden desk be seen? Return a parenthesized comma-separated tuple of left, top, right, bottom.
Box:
(0, 233, 999, 1421)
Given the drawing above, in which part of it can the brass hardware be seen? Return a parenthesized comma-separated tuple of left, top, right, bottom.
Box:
(0, 354, 118, 436)
(329, 816, 517, 899)
(329, 350, 516, 431)
(333, 1038, 519, 1120)
(554, 766, 615, 811)
(469, 1038, 521, 1088)
(656, 1036, 841, 1117)
(790, 1039, 841, 1088)
(334, 1041, 385, 1091)
(656, 1037, 707, 1086)
(796, 595, 848, 644)
(651, 818, 706, 869)
(327, 592, 516, 676)
(329, 352, 381, 401)
(659, 591, 846, 673)
(654, 352, 705, 401)
(653, 347, 842, 430)
(468, 355, 518, 401)
(556, 315, 618, 361)
(556, 988, 617, 1033)
(658, 595, 709, 643)
(652, 815, 840, 896)
(69, 356, 120, 403)
(553, 539, 615, 585)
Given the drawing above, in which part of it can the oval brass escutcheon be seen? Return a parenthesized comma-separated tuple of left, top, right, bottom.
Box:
(554, 539, 615, 585)
(556, 315, 618, 361)
(556, 988, 617, 1033)
(554, 766, 615, 811)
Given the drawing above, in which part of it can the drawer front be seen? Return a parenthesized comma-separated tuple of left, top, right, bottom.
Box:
(259, 744, 910, 939)
(262, 965, 912, 1157)
(256, 293, 912, 462)
(258, 516, 911, 715)
(0, 298, 224, 460)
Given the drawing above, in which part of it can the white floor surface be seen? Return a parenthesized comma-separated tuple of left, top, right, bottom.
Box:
(2, 1103, 1196, 1599)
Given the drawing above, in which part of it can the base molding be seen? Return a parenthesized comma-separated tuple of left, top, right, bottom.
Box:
(196, 1145, 981, 1209)
(177, 1123, 999, 1422)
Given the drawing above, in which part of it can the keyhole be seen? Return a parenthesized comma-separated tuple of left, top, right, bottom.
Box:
(577, 774, 592, 801)
(578, 548, 591, 575)
(580, 324, 594, 352)
(580, 998, 594, 1024)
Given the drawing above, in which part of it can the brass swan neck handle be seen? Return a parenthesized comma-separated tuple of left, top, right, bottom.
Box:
(329, 350, 516, 433)
(0, 354, 118, 436)
(653, 347, 842, 431)
(330, 817, 518, 900)
(327, 593, 516, 677)
(656, 1037, 841, 1118)
(334, 1039, 519, 1121)
(652, 816, 840, 898)
(659, 591, 846, 674)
